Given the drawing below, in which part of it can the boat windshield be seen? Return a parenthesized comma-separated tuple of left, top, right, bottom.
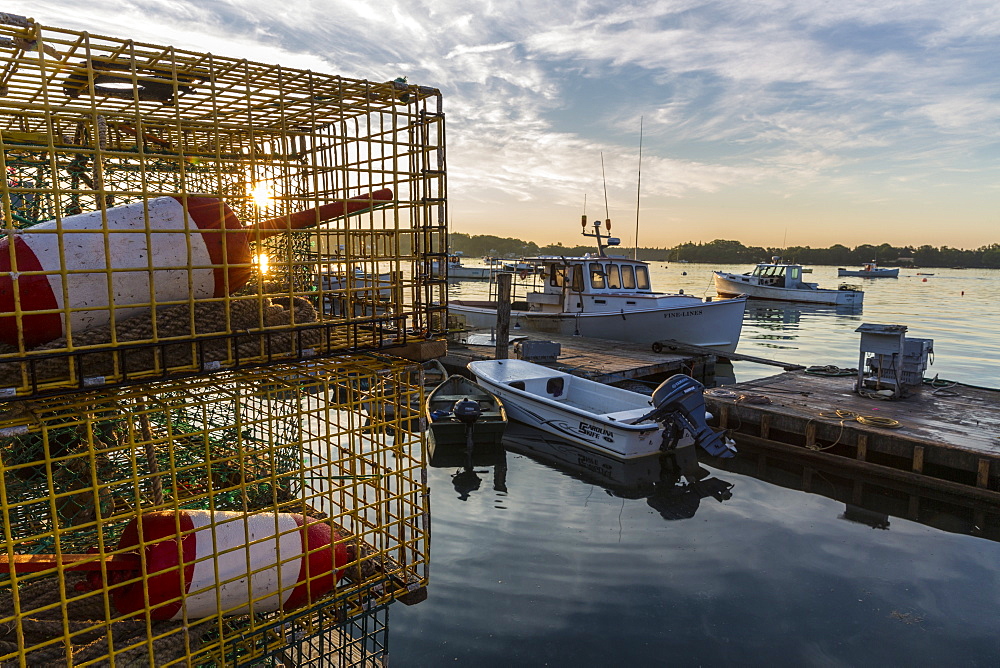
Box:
(621, 265, 636, 289)
(549, 264, 567, 287)
(636, 265, 650, 290)
(605, 264, 621, 289)
(752, 265, 786, 278)
(590, 263, 605, 289)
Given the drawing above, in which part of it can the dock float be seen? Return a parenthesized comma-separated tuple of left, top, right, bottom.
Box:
(443, 330, 715, 385)
(703, 370, 1000, 498)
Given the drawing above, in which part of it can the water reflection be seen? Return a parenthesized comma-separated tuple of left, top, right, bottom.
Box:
(429, 441, 508, 500)
(713, 446, 1000, 543)
(743, 299, 862, 340)
(501, 424, 734, 521)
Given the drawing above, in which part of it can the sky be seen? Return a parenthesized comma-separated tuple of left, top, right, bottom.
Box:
(11, 0, 1000, 250)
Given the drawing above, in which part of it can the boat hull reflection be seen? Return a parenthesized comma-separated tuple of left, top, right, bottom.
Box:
(502, 424, 733, 520)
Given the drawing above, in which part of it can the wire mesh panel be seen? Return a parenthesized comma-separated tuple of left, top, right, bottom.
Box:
(229, 588, 390, 668)
(0, 14, 449, 397)
(0, 355, 428, 665)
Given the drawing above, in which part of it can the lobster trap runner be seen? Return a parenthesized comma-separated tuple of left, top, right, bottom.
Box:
(0, 13, 449, 397)
(0, 355, 429, 665)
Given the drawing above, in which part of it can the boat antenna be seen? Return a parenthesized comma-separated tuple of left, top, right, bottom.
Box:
(601, 152, 610, 224)
(634, 116, 643, 261)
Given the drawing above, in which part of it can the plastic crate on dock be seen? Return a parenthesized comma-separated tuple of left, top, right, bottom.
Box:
(0, 355, 428, 665)
(0, 14, 448, 398)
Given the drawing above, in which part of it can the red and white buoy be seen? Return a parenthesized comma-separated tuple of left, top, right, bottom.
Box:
(0, 189, 392, 348)
(0, 509, 352, 620)
(111, 509, 351, 619)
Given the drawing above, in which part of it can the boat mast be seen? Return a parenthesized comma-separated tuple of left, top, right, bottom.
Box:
(581, 214, 612, 257)
(634, 116, 642, 261)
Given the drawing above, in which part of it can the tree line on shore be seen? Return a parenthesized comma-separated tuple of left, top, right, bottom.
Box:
(450, 233, 1000, 268)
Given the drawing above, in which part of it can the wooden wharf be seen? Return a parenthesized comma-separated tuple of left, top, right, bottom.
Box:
(704, 371, 1000, 500)
(441, 330, 715, 386)
(437, 328, 1000, 511)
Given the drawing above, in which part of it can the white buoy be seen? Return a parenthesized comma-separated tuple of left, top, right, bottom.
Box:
(0, 189, 392, 347)
(105, 509, 351, 620)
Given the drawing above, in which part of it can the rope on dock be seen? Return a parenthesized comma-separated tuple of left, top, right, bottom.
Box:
(818, 409, 901, 429)
(802, 409, 902, 452)
(804, 365, 858, 377)
(705, 388, 771, 404)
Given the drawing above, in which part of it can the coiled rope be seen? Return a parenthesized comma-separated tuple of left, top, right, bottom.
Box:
(818, 409, 901, 429)
(802, 409, 902, 452)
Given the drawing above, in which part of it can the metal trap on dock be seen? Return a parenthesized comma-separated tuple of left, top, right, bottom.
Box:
(0, 355, 428, 665)
(0, 13, 448, 398)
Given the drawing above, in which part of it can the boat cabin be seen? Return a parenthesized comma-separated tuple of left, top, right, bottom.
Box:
(520, 255, 655, 313)
(745, 258, 813, 289)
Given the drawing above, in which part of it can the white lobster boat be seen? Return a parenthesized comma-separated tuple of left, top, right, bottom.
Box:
(467, 358, 736, 462)
(450, 218, 747, 353)
(837, 262, 899, 278)
(433, 254, 491, 280)
(714, 257, 863, 306)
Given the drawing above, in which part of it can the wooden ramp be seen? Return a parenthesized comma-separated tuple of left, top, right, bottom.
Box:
(704, 370, 1000, 498)
(442, 330, 715, 385)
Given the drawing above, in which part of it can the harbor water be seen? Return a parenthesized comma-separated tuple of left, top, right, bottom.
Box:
(393, 262, 1000, 666)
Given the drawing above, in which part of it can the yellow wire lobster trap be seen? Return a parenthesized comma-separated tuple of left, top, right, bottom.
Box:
(0, 355, 429, 665)
(0, 13, 448, 398)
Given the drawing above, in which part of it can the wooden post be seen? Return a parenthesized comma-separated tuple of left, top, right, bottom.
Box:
(912, 446, 924, 473)
(805, 422, 817, 449)
(494, 272, 513, 360)
(760, 414, 771, 440)
(856, 434, 868, 462)
(977, 459, 990, 488)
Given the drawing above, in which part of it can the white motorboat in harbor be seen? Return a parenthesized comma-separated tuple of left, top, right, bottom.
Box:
(317, 268, 394, 316)
(451, 218, 747, 352)
(434, 254, 491, 280)
(714, 257, 863, 306)
(467, 358, 736, 463)
(837, 262, 899, 278)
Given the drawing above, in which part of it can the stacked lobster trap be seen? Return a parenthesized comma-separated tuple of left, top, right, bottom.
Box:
(0, 11, 448, 396)
(0, 12, 438, 666)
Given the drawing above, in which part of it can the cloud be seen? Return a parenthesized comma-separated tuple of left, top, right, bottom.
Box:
(11, 0, 1000, 246)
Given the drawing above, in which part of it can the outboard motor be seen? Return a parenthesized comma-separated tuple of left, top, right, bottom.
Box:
(452, 398, 482, 425)
(635, 375, 737, 458)
(452, 398, 483, 459)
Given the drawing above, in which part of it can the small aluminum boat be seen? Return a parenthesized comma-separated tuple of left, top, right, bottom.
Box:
(426, 374, 508, 452)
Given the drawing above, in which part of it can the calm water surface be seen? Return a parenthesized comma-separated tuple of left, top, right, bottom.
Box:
(392, 263, 1000, 666)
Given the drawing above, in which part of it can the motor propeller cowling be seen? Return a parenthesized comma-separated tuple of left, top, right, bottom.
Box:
(634, 375, 736, 458)
(452, 398, 483, 425)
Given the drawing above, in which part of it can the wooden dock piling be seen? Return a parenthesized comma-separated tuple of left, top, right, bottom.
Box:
(494, 272, 513, 360)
